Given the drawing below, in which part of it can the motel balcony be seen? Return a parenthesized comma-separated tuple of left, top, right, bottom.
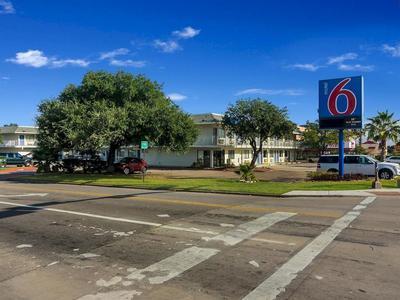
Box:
(0, 140, 38, 148)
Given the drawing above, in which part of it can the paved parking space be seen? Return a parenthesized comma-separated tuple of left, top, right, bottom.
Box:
(0, 181, 398, 299)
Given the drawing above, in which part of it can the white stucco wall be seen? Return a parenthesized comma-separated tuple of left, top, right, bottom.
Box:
(145, 149, 198, 167)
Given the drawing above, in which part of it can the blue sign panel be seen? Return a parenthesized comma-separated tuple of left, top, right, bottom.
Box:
(319, 76, 364, 129)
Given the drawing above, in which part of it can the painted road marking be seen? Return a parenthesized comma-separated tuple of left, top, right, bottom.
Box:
(242, 196, 376, 300)
(0, 193, 48, 198)
(0, 184, 343, 218)
(126, 246, 220, 284)
(0, 200, 217, 235)
(250, 238, 296, 246)
(125, 212, 295, 287)
(205, 212, 296, 246)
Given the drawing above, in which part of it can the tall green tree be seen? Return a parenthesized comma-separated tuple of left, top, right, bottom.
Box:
(36, 71, 198, 168)
(222, 99, 295, 168)
(301, 121, 337, 156)
(365, 111, 400, 160)
(302, 122, 360, 155)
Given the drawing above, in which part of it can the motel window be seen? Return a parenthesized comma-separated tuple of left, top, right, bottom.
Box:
(243, 150, 250, 159)
(228, 150, 235, 159)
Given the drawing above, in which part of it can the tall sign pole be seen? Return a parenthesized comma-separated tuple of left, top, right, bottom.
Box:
(319, 76, 364, 178)
(338, 129, 344, 177)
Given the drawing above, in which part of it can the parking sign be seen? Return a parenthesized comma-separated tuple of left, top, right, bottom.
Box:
(319, 76, 364, 129)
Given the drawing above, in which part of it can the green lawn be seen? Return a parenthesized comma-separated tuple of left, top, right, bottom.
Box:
(24, 173, 398, 196)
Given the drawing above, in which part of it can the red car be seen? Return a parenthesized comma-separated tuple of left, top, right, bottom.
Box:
(114, 157, 148, 175)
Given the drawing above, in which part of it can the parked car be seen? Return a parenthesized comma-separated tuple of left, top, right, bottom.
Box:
(385, 156, 400, 165)
(61, 156, 107, 173)
(0, 152, 32, 167)
(317, 154, 400, 179)
(114, 157, 148, 175)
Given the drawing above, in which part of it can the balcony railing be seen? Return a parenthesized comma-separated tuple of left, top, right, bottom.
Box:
(193, 136, 299, 149)
(0, 140, 37, 147)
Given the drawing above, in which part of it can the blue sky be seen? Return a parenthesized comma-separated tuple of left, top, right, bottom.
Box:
(1, 0, 400, 126)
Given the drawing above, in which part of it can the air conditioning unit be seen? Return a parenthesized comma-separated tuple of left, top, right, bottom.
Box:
(229, 139, 235, 145)
(217, 138, 225, 145)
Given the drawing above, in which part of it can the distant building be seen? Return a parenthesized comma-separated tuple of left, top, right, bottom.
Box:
(0, 125, 38, 156)
(395, 142, 400, 153)
(145, 113, 300, 168)
(361, 140, 380, 156)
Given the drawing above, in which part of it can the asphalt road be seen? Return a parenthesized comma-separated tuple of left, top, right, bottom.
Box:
(0, 181, 399, 300)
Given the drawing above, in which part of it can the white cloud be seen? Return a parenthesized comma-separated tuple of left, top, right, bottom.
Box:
(0, 0, 15, 14)
(7, 50, 49, 67)
(100, 48, 130, 60)
(382, 43, 400, 57)
(173, 26, 200, 39)
(289, 63, 321, 71)
(167, 93, 187, 101)
(153, 40, 181, 53)
(1, 76, 10, 80)
(327, 52, 358, 65)
(337, 64, 374, 72)
(109, 59, 146, 67)
(51, 59, 90, 68)
(7, 49, 90, 68)
(235, 88, 304, 96)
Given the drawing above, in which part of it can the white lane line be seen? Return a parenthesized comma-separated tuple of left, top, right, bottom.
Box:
(162, 225, 219, 235)
(126, 246, 220, 284)
(242, 196, 376, 300)
(250, 238, 296, 246)
(0, 193, 48, 198)
(205, 212, 296, 246)
(125, 212, 296, 286)
(360, 196, 376, 205)
(0, 200, 163, 226)
(0, 200, 218, 235)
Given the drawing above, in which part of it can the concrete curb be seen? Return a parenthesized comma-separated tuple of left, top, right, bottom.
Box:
(282, 190, 375, 197)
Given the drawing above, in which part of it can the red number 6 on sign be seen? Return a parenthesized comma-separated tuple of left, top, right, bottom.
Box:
(327, 78, 357, 116)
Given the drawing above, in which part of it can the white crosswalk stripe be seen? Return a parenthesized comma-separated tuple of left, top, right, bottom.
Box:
(242, 196, 376, 300)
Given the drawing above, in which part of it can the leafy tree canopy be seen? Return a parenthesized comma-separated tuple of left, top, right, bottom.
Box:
(36, 71, 198, 166)
(365, 110, 400, 160)
(222, 98, 296, 167)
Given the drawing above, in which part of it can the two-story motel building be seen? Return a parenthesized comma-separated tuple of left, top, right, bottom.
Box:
(144, 113, 300, 168)
(0, 114, 300, 167)
(0, 125, 38, 156)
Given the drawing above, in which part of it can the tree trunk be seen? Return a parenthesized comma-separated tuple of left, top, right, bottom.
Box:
(381, 139, 387, 161)
(250, 141, 263, 169)
(107, 143, 117, 172)
(249, 150, 259, 168)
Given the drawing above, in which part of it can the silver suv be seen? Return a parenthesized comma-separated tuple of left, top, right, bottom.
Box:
(317, 155, 400, 179)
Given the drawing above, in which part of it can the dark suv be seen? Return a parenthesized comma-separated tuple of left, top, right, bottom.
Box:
(0, 153, 32, 167)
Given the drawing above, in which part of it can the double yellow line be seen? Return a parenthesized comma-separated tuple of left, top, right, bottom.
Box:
(0, 183, 343, 218)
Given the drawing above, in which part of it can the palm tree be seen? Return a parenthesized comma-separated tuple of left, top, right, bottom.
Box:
(365, 111, 400, 160)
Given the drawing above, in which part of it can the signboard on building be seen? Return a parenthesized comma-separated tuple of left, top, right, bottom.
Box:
(319, 76, 364, 129)
(140, 141, 149, 150)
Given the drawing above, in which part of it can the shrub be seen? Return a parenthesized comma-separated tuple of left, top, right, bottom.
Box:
(307, 172, 368, 181)
(238, 163, 257, 183)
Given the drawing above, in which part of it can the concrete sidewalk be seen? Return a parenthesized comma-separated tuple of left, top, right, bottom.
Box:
(284, 188, 400, 197)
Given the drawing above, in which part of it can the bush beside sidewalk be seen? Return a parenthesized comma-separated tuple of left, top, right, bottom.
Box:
(23, 173, 398, 196)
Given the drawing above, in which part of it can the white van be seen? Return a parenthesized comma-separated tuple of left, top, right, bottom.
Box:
(317, 155, 400, 179)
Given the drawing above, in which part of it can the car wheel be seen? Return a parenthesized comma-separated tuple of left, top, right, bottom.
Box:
(327, 168, 338, 173)
(379, 169, 393, 180)
(123, 167, 130, 175)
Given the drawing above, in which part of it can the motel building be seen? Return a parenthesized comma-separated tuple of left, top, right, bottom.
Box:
(0, 125, 38, 156)
(144, 113, 300, 168)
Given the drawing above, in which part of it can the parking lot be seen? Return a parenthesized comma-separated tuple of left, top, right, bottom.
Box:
(0, 181, 399, 300)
